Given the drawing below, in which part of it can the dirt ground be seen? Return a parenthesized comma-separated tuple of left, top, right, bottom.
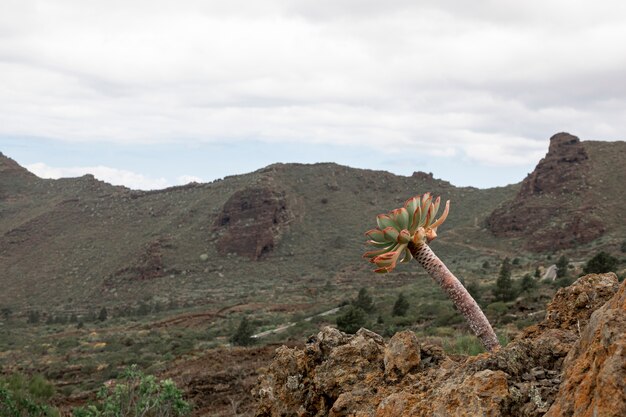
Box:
(160, 343, 300, 417)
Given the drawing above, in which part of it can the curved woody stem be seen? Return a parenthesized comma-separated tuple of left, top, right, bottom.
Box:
(408, 241, 500, 352)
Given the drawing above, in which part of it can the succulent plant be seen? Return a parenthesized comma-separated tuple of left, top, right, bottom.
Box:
(363, 193, 500, 352)
(363, 193, 449, 273)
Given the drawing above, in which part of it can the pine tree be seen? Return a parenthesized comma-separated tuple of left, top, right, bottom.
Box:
(353, 288, 375, 313)
(583, 252, 619, 274)
(520, 273, 537, 293)
(556, 255, 569, 278)
(231, 316, 255, 346)
(494, 258, 515, 302)
(391, 293, 410, 317)
(98, 307, 108, 322)
(336, 306, 367, 334)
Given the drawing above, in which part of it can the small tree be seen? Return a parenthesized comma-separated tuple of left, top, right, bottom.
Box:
(534, 267, 541, 278)
(556, 255, 569, 278)
(494, 258, 515, 302)
(27, 310, 40, 324)
(336, 306, 367, 334)
(98, 307, 108, 322)
(230, 317, 255, 346)
(583, 251, 619, 274)
(353, 288, 375, 313)
(520, 273, 536, 294)
(391, 293, 410, 317)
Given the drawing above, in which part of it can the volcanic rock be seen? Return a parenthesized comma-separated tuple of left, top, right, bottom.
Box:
(213, 183, 299, 260)
(255, 273, 625, 416)
(487, 133, 604, 251)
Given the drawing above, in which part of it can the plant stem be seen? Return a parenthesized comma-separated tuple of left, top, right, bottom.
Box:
(408, 241, 500, 352)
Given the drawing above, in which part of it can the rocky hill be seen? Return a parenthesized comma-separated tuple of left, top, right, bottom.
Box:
(255, 273, 626, 416)
(0, 132, 624, 315)
(487, 133, 626, 251)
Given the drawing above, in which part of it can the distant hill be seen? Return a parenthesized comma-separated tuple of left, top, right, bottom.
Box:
(0, 133, 624, 313)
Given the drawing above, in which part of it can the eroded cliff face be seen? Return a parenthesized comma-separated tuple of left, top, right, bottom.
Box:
(213, 181, 301, 260)
(255, 273, 625, 416)
(487, 133, 604, 251)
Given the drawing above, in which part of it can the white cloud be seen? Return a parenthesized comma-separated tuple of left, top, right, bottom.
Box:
(2, 0, 625, 168)
(24, 162, 170, 190)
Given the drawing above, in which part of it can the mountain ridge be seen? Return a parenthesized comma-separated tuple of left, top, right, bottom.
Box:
(1, 133, 624, 314)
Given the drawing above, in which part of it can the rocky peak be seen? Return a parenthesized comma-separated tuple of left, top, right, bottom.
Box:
(486, 132, 603, 251)
(0, 152, 36, 178)
(519, 132, 589, 197)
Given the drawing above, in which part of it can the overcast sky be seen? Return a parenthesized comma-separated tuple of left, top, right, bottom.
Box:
(1, 0, 625, 189)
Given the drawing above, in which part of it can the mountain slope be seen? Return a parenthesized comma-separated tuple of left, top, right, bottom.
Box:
(487, 133, 626, 251)
(0, 133, 623, 314)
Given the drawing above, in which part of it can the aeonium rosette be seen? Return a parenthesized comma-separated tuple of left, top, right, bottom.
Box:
(363, 193, 449, 273)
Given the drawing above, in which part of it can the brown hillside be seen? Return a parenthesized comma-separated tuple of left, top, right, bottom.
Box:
(487, 132, 626, 251)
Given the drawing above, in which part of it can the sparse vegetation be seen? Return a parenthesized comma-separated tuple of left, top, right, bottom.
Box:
(72, 365, 190, 417)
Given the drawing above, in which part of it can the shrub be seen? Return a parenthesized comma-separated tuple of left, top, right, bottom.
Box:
(520, 273, 537, 293)
(336, 306, 367, 334)
(72, 365, 190, 417)
(230, 317, 255, 347)
(0, 375, 59, 417)
(556, 256, 569, 278)
(494, 258, 516, 302)
(583, 252, 619, 274)
(391, 293, 410, 317)
(353, 288, 375, 313)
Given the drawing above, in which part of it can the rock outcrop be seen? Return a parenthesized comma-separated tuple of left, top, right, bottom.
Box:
(487, 133, 605, 251)
(213, 183, 300, 260)
(255, 273, 625, 416)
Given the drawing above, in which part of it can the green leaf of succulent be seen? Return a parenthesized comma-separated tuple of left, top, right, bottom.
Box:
(400, 247, 413, 263)
(432, 196, 441, 219)
(391, 208, 410, 231)
(409, 204, 422, 233)
(382, 226, 400, 242)
(366, 240, 395, 248)
(365, 229, 386, 243)
(404, 196, 420, 218)
(376, 214, 398, 230)
(363, 245, 394, 259)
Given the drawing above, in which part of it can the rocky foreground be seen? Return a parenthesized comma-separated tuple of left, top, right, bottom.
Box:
(255, 273, 625, 416)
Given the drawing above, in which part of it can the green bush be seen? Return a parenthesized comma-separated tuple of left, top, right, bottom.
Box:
(583, 252, 619, 274)
(230, 316, 255, 346)
(0, 376, 59, 417)
(391, 293, 409, 317)
(336, 306, 367, 334)
(71, 365, 191, 417)
(353, 288, 375, 313)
